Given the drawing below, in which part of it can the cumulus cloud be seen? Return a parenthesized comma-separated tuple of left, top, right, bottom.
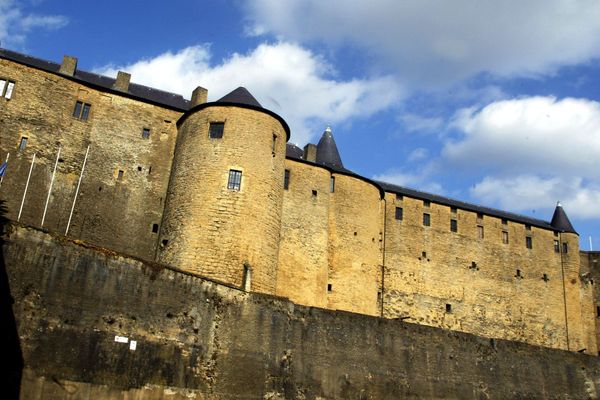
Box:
(445, 96, 600, 218)
(95, 43, 402, 144)
(0, 0, 67, 47)
(243, 0, 600, 88)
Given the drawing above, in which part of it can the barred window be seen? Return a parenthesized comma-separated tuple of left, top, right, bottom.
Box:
(227, 169, 242, 191)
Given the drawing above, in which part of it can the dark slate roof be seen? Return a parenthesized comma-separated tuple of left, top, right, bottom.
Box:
(0, 48, 190, 110)
(378, 180, 556, 230)
(286, 143, 304, 159)
(316, 127, 344, 169)
(217, 87, 262, 108)
(550, 202, 577, 234)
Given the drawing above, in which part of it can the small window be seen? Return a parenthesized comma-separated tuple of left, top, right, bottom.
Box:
(423, 200, 430, 207)
(525, 224, 531, 231)
(422, 251, 427, 258)
(562, 242, 568, 253)
(515, 269, 522, 278)
(327, 284, 332, 292)
(152, 224, 159, 233)
(395, 207, 403, 220)
(18, 136, 27, 151)
(502, 231, 509, 244)
(396, 194, 403, 201)
(502, 218, 508, 225)
(450, 219, 457, 232)
(451, 207, 457, 214)
(330, 176, 335, 193)
(117, 170, 124, 180)
(477, 225, 484, 239)
(312, 190, 317, 197)
(3, 80, 14, 99)
(73, 100, 91, 120)
(542, 273, 549, 282)
(272, 134, 277, 154)
(209, 122, 224, 139)
(597, 306, 600, 318)
(477, 212, 484, 220)
(284, 169, 290, 190)
(227, 169, 242, 191)
(554, 240, 560, 253)
(526, 236, 532, 249)
(445, 304, 452, 313)
(142, 128, 150, 139)
(554, 231, 559, 237)
(423, 213, 430, 226)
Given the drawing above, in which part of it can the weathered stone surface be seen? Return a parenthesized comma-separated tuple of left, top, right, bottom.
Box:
(5, 224, 600, 399)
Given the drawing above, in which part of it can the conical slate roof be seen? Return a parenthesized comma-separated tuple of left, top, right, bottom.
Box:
(286, 143, 304, 159)
(550, 202, 577, 234)
(217, 87, 262, 108)
(316, 126, 343, 169)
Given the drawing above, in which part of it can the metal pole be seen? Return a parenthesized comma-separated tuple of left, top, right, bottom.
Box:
(65, 145, 90, 236)
(18, 152, 36, 221)
(590, 236, 593, 251)
(0, 152, 9, 188)
(41, 146, 61, 227)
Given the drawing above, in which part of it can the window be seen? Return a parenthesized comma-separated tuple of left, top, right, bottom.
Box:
(142, 128, 150, 139)
(445, 304, 452, 313)
(525, 224, 531, 231)
(423, 213, 430, 226)
(227, 169, 242, 191)
(152, 224, 159, 233)
(327, 283, 332, 292)
(209, 122, 224, 138)
(450, 219, 457, 232)
(451, 207, 457, 214)
(477, 212, 484, 220)
(554, 240, 560, 253)
(542, 273, 549, 282)
(526, 236, 532, 249)
(272, 134, 277, 154)
(0, 79, 15, 99)
(516, 269, 522, 278)
(312, 190, 317, 197)
(73, 100, 91, 121)
(477, 225, 484, 239)
(284, 169, 290, 190)
(18, 136, 27, 151)
(423, 200, 430, 207)
(554, 231, 559, 237)
(562, 242, 568, 253)
(117, 170, 124, 180)
(396, 194, 403, 201)
(597, 306, 600, 318)
(330, 176, 335, 193)
(502, 218, 508, 225)
(502, 231, 509, 244)
(395, 207, 403, 220)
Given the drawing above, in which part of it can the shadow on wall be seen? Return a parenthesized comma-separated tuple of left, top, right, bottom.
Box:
(0, 199, 23, 399)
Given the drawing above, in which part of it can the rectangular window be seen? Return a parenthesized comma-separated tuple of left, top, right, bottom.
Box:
(209, 122, 224, 138)
(423, 213, 430, 226)
(284, 169, 290, 190)
(73, 100, 91, 120)
(330, 176, 335, 192)
(562, 242, 568, 253)
(477, 212, 483, 220)
(396, 193, 403, 201)
(502, 231, 509, 244)
(227, 169, 242, 191)
(526, 236, 533, 249)
(117, 170, 124, 180)
(142, 128, 150, 139)
(477, 225, 484, 239)
(272, 134, 277, 154)
(554, 240, 560, 253)
(445, 304, 452, 313)
(4, 80, 14, 99)
(423, 200, 430, 207)
(0, 79, 5, 96)
(395, 207, 403, 220)
(502, 218, 508, 225)
(526, 224, 531, 231)
(18, 136, 27, 151)
(450, 219, 457, 232)
(451, 206, 457, 214)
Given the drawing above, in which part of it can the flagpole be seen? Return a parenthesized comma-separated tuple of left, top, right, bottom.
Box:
(65, 145, 90, 236)
(0, 152, 9, 188)
(18, 152, 36, 221)
(41, 146, 61, 227)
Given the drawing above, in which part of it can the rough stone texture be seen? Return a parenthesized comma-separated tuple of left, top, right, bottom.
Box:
(382, 192, 597, 353)
(4, 224, 600, 399)
(584, 251, 600, 352)
(158, 106, 287, 294)
(0, 57, 181, 261)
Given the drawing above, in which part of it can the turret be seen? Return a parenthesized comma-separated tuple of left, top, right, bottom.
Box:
(158, 87, 289, 295)
(551, 201, 577, 234)
(315, 126, 344, 169)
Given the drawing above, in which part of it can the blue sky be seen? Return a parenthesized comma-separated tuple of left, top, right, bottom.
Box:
(3, 0, 599, 250)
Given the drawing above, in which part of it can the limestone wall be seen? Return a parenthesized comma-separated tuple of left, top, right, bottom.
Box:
(158, 105, 287, 294)
(4, 224, 600, 399)
(0, 58, 181, 260)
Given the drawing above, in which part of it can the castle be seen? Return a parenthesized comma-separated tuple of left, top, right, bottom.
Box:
(1, 47, 599, 358)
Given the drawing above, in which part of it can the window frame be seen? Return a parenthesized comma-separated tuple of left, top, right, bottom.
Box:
(423, 213, 431, 226)
(395, 207, 403, 221)
(142, 128, 151, 139)
(227, 169, 242, 191)
(73, 100, 91, 121)
(284, 169, 290, 190)
(450, 219, 457, 232)
(526, 236, 533, 249)
(209, 122, 224, 139)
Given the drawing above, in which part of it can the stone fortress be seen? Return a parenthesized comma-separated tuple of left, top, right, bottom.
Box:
(1, 45, 599, 366)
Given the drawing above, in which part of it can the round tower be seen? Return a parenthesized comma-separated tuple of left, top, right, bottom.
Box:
(158, 87, 289, 295)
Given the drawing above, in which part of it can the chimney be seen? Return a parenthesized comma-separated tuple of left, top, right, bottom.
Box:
(190, 86, 208, 107)
(59, 55, 78, 76)
(303, 144, 317, 162)
(113, 71, 131, 92)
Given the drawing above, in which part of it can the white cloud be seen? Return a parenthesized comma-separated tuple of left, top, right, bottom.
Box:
(445, 96, 600, 218)
(244, 0, 600, 88)
(0, 0, 67, 47)
(373, 168, 443, 195)
(95, 43, 403, 144)
(399, 113, 443, 133)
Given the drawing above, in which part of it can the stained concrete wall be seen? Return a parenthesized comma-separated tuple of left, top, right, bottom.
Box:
(4, 224, 600, 399)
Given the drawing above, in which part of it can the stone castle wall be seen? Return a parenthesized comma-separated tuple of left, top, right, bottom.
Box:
(5, 224, 600, 399)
